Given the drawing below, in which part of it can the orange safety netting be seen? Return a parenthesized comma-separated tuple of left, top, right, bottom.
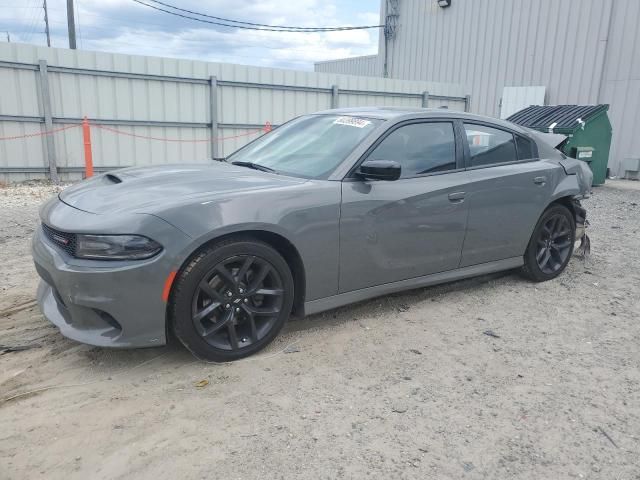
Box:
(0, 121, 272, 142)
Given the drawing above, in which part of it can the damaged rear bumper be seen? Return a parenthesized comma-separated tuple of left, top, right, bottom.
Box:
(572, 199, 590, 256)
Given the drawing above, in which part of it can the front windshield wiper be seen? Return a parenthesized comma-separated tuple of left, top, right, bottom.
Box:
(231, 161, 277, 174)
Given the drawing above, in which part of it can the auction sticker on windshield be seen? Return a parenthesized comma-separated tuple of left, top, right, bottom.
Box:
(333, 116, 372, 128)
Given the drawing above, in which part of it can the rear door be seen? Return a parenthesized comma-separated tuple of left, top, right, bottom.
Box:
(458, 122, 555, 267)
(339, 120, 469, 293)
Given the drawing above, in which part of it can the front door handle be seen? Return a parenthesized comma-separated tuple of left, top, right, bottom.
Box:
(533, 176, 547, 185)
(448, 191, 466, 203)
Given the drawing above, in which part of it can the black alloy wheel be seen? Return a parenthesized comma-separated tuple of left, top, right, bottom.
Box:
(171, 238, 294, 361)
(522, 204, 576, 282)
(191, 255, 284, 351)
(534, 214, 573, 274)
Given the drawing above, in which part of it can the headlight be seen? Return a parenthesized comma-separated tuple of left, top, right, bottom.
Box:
(75, 234, 162, 260)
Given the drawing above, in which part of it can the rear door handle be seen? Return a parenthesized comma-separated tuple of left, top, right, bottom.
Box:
(448, 191, 466, 202)
(533, 176, 547, 185)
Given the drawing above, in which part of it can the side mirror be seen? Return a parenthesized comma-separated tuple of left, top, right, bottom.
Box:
(357, 160, 401, 181)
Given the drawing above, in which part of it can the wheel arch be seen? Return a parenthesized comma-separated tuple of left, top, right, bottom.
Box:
(520, 193, 582, 262)
(549, 195, 578, 219)
(524, 195, 578, 240)
(168, 228, 307, 322)
(546, 170, 587, 221)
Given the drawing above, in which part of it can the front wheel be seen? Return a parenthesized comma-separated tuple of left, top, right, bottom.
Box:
(170, 238, 294, 361)
(521, 204, 576, 282)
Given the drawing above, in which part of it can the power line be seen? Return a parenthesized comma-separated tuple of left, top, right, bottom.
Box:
(131, 0, 384, 32)
(143, 0, 384, 31)
(46, 20, 356, 62)
(47, 18, 360, 56)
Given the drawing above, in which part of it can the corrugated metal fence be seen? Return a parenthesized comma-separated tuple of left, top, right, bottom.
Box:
(0, 44, 469, 182)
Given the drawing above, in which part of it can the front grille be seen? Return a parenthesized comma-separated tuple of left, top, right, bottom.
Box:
(42, 223, 77, 257)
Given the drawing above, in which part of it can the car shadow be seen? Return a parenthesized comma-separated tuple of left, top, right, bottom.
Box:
(283, 269, 518, 335)
(19, 269, 521, 377)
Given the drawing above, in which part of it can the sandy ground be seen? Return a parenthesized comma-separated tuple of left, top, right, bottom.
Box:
(0, 180, 639, 480)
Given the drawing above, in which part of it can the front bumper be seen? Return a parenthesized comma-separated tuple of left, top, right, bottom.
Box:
(32, 198, 191, 348)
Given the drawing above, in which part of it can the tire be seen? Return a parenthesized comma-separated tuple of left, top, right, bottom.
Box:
(170, 237, 294, 362)
(521, 204, 576, 282)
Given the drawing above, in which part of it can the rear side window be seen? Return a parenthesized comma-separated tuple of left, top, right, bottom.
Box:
(464, 123, 517, 167)
(516, 135, 536, 160)
(368, 122, 456, 178)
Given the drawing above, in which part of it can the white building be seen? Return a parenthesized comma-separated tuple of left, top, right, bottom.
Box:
(315, 0, 640, 177)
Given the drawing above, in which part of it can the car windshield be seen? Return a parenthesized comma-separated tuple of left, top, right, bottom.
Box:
(227, 114, 383, 178)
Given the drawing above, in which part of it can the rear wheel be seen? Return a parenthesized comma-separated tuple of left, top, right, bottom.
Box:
(521, 204, 575, 282)
(170, 238, 294, 361)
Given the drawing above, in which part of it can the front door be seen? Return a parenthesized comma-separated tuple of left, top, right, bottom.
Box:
(339, 120, 469, 293)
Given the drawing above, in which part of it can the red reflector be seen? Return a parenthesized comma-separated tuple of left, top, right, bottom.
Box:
(162, 271, 177, 302)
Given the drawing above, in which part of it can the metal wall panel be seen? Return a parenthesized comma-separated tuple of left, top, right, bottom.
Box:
(0, 43, 468, 181)
(379, 0, 638, 175)
(0, 67, 40, 117)
(315, 55, 381, 77)
(598, 0, 640, 177)
(381, 0, 613, 113)
(500, 86, 546, 119)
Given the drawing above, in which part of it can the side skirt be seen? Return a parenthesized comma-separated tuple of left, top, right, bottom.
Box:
(303, 256, 523, 316)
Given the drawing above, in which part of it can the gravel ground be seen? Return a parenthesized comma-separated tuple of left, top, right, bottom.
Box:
(0, 180, 639, 480)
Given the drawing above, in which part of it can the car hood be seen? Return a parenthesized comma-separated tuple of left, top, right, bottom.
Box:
(59, 163, 307, 214)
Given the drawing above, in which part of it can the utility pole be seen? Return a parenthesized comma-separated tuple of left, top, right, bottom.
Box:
(383, 0, 399, 78)
(67, 0, 77, 49)
(43, 0, 51, 47)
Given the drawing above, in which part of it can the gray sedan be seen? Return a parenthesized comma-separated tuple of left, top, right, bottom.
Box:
(32, 108, 592, 361)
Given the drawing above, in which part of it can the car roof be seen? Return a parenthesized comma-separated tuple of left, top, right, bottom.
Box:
(314, 106, 432, 119)
(313, 107, 531, 134)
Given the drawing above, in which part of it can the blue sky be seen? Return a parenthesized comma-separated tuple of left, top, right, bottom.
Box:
(1, 0, 381, 69)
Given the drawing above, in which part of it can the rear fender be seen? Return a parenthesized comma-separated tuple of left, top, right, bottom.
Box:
(550, 172, 584, 203)
(547, 174, 589, 237)
(559, 158, 593, 198)
(542, 172, 591, 255)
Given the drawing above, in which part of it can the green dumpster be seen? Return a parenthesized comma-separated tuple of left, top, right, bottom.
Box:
(507, 105, 612, 185)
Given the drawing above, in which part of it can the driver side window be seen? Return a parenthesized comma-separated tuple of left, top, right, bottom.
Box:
(367, 122, 456, 178)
